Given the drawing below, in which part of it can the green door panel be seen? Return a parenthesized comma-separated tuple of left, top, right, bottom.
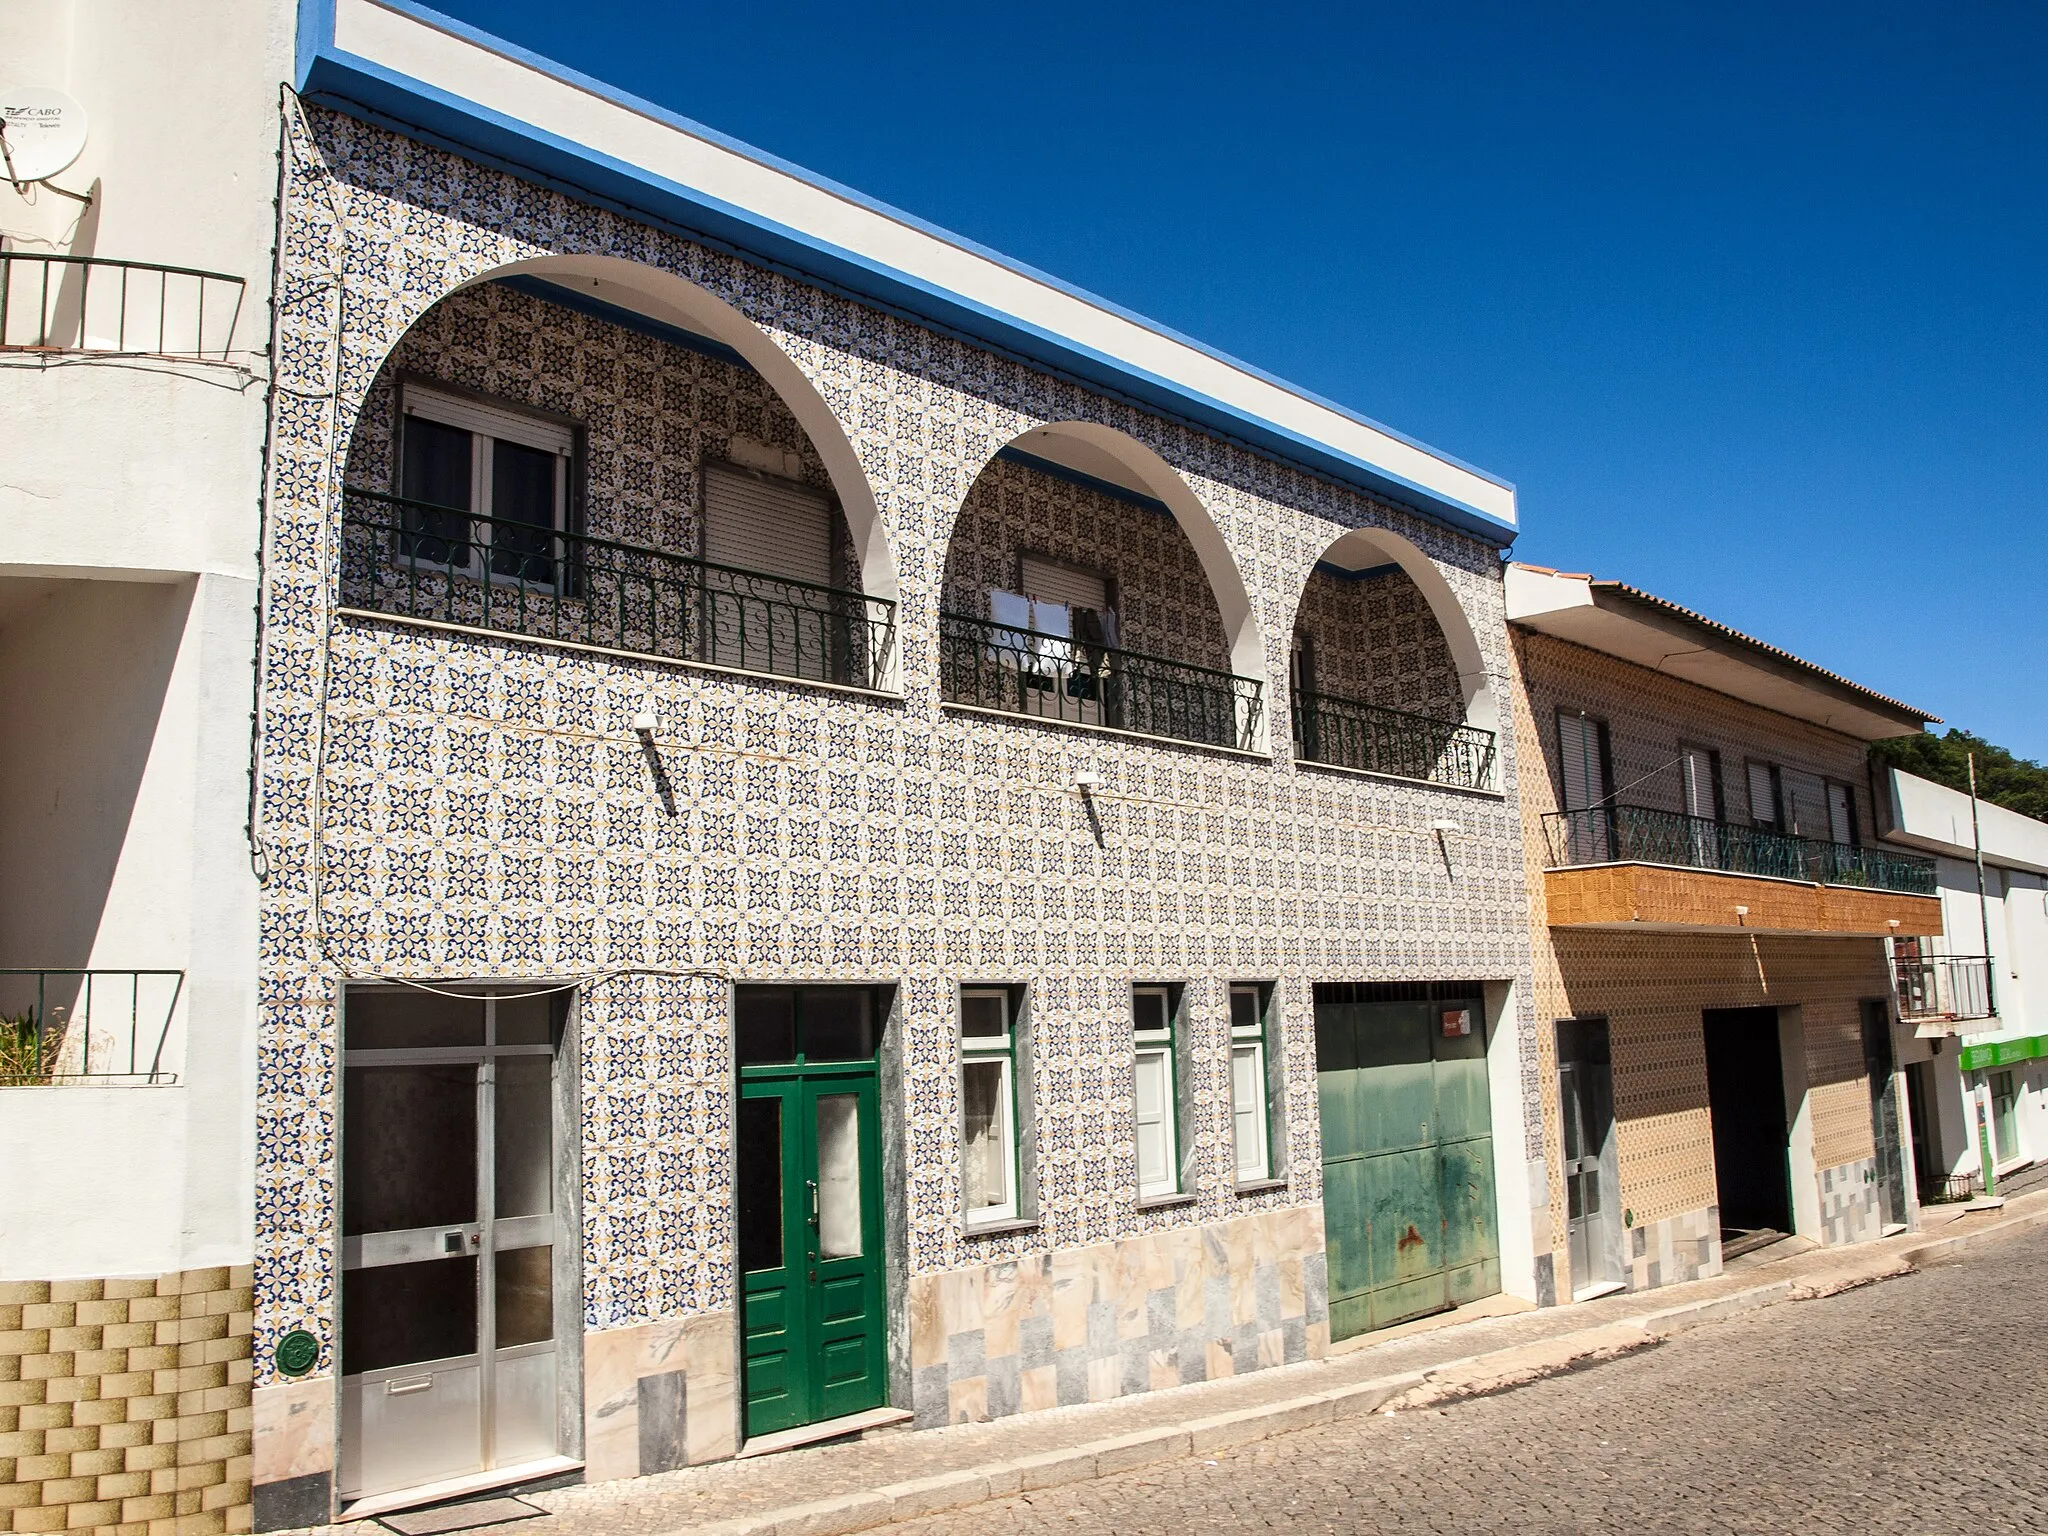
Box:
(1316, 995, 1501, 1343)
(739, 1057, 885, 1439)
(1320, 1154, 1374, 1303)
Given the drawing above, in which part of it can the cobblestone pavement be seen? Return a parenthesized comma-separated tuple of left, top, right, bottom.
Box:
(864, 1223, 2048, 1536)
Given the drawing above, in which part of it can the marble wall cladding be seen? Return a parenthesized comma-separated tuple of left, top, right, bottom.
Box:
(940, 453, 1231, 668)
(907, 1206, 1327, 1428)
(583, 1312, 737, 1482)
(1818, 1157, 1882, 1248)
(1292, 566, 1463, 719)
(251, 102, 1540, 1398)
(1625, 1205, 1722, 1293)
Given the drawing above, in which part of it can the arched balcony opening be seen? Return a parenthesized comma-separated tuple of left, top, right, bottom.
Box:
(336, 254, 899, 691)
(1289, 527, 1499, 790)
(936, 424, 1267, 752)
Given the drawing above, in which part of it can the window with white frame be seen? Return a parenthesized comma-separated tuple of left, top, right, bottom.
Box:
(1132, 986, 1180, 1199)
(960, 989, 1019, 1225)
(399, 383, 574, 585)
(1229, 984, 1274, 1184)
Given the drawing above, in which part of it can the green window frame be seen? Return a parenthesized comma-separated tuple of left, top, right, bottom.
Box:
(1132, 985, 1180, 1199)
(959, 988, 1021, 1226)
(1229, 983, 1275, 1185)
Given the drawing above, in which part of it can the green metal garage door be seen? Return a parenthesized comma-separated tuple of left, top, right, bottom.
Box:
(1316, 988, 1500, 1341)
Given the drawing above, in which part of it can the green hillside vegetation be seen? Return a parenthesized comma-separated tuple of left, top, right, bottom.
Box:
(1870, 729, 2048, 825)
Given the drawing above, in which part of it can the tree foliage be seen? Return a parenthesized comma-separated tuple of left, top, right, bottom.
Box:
(1870, 729, 2048, 824)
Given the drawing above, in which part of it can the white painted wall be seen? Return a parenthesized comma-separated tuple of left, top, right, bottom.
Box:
(0, 0, 286, 1278)
(1484, 980, 1543, 1303)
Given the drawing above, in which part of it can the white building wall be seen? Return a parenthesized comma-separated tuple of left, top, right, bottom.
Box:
(0, 0, 287, 1277)
(1881, 768, 2048, 1191)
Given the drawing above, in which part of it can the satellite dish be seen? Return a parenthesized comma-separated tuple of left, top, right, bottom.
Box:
(0, 88, 89, 184)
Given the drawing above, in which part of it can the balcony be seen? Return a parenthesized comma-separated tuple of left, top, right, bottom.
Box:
(1540, 804, 1943, 936)
(339, 488, 897, 691)
(1893, 954, 1995, 1026)
(0, 252, 245, 360)
(938, 611, 1263, 752)
(0, 970, 184, 1086)
(1292, 690, 1496, 791)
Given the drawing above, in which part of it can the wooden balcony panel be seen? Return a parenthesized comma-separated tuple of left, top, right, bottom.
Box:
(1543, 864, 1945, 938)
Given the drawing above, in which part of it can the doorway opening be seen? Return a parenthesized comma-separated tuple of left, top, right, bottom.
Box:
(1859, 1000, 1908, 1230)
(1701, 1006, 1792, 1252)
(338, 984, 576, 1508)
(735, 986, 891, 1442)
(1556, 1018, 1624, 1299)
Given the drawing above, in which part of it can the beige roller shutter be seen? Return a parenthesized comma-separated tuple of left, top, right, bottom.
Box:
(1019, 554, 1108, 613)
(703, 463, 832, 587)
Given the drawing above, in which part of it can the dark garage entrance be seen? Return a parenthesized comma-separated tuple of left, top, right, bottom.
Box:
(1702, 1006, 1793, 1244)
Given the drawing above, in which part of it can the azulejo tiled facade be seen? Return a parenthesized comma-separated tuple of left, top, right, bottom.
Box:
(248, 99, 1540, 1515)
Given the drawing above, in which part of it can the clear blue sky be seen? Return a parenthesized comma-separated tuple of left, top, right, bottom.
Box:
(431, 0, 2047, 758)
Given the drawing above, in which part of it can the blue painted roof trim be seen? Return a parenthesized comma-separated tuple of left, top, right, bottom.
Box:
(494, 275, 752, 369)
(1314, 559, 1404, 582)
(294, 0, 1520, 545)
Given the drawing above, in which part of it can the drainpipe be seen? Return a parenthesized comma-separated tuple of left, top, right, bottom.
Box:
(1968, 753, 1995, 1016)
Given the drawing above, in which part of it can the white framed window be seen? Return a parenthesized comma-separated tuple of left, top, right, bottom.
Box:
(1229, 984, 1273, 1184)
(960, 989, 1019, 1226)
(399, 383, 573, 586)
(1132, 985, 1180, 1199)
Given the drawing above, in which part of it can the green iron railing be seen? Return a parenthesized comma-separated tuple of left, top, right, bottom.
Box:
(938, 611, 1263, 751)
(1541, 804, 1938, 896)
(1291, 689, 1496, 791)
(0, 252, 244, 359)
(0, 969, 185, 1085)
(340, 487, 897, 690)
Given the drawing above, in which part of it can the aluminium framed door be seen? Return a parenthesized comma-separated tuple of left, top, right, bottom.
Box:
(338, 986, 566, 1504)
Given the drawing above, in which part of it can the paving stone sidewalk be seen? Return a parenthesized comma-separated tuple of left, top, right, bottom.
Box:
(334, 1191, 2048, 1536)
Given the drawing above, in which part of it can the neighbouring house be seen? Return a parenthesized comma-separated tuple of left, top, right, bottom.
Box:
(1, 2, 1562, 1530)
(0, 4, 280, 1534)
(1506, 564, 1943, 1300)
(1876, 766, 2048, 1200)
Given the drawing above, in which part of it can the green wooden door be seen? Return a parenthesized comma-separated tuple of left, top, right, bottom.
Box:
(1316, 995, 1500, 1340)
(737, 989, 887, 1440)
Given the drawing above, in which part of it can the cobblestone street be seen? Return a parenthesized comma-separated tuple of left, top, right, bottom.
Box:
(856, 1224, 2047, 1536)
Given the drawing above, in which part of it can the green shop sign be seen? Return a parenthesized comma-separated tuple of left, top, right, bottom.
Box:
(1957, 1035, 2048, 1073)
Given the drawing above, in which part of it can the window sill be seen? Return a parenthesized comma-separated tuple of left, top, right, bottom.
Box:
(1232, 1177, 1289, 1196)
(1134, 1191, 1198, 1211)
(963, 1216, 1040, 1239)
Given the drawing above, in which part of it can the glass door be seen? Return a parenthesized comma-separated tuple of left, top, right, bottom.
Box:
(339, 988, 562, 1503)
(1557, 1017, 1621, 1297)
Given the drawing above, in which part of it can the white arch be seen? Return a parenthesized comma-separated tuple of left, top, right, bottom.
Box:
(971, 419, 1266, 687)
(440, 253, 898, 605)
(1297, 525, 1499, 735)
(954, 421, 1270, 748)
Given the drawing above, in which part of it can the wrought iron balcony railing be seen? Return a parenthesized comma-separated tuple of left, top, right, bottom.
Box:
(1291, 689, 1496, 791)
(938, 611, 1263, 751)
(0, 970, 185, 1085)
(1893, 954, 1995, 1023)
(1541, 803, 1939, 896)
(340, 487, 897, 690)
(0, 253, 245, 360)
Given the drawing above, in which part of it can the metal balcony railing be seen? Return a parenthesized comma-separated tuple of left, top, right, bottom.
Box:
(341, 487, 897, 690)
(1893, 954, 1995, 1023)
(0, 970, 185, 1085)
(1291, 689, 1496, 791)
(938, 611, 1263, 751)
(0, 253, 245, 360)
(1541, 804, 1939, 896)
